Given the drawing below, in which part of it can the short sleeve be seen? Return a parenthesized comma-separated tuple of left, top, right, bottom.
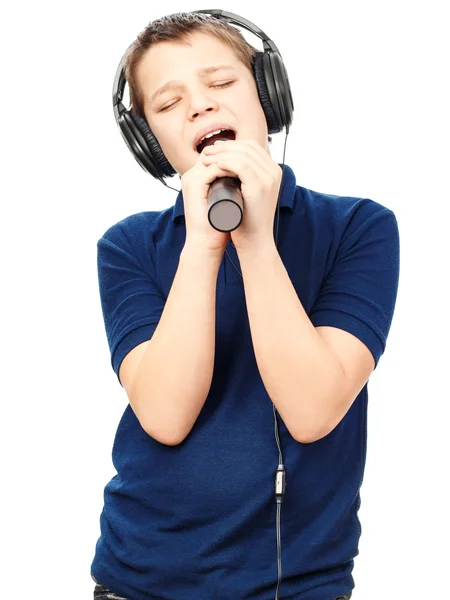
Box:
(309, 204, 400, 369)
(97, 223, 166, 386)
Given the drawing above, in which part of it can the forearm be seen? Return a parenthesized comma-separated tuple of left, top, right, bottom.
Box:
(238, 242, 345, 443)
(131, 244, 222, 445)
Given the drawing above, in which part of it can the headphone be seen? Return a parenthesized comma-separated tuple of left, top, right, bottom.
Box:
(112, 8, 294, 182)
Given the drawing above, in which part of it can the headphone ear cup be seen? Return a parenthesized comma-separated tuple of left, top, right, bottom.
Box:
(253, 51, 281, 135)
(131, 113, 176, 178)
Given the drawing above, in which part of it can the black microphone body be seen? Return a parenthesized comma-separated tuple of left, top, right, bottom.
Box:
(206, 138, 243, 232)
(207, 177, 243, 232)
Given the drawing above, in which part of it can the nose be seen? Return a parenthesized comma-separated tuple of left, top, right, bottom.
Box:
(188, 88, 219, 119)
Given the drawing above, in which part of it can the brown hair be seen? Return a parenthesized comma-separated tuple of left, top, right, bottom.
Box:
(124, 11, 272, 142)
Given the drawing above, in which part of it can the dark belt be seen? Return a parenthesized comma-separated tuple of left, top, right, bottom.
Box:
(92, 572, 352, 600)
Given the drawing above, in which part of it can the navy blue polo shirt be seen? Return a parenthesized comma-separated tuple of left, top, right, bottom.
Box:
(90, 163, 400, 600)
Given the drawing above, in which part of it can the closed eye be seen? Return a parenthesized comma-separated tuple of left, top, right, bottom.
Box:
(157, 81, 235, 112)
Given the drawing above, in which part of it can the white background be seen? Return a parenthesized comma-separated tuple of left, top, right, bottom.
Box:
(2, 1, 449, 598)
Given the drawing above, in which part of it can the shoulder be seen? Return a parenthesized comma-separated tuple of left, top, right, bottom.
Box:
(296, 184, 397, 238)
(96, 211, 167, 276)
(97, 209, 173, 255)
(299, 184, 392, 217)
(99, 211, 161, 243)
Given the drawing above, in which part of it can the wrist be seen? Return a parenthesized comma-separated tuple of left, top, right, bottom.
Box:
(180, 241, 224, 267)
(234, 238, 278, 260)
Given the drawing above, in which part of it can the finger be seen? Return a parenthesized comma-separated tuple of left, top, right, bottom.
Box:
(203, 139, 273, 174)
(204, 152, 265, 186)
(206, 161, 239, 179)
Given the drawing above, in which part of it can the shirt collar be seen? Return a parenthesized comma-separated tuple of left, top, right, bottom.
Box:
(173, 163, 296, 224)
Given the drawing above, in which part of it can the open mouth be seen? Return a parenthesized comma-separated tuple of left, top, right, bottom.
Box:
(196, 129, 236, 153)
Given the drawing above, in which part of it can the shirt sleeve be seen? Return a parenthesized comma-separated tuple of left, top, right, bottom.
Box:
(97, 222, 166, 387)
(309, 203, 400, 369)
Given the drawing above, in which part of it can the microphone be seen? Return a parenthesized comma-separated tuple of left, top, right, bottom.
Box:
(207, 138, 243, 232)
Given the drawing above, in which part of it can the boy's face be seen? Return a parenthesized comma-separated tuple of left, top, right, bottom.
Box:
(137, 32, 270, 176)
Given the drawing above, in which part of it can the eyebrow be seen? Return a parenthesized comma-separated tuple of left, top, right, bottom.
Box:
(150, 65, 237, 105)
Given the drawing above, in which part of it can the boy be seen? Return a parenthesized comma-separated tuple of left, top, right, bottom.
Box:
(90, 11, 400, 600)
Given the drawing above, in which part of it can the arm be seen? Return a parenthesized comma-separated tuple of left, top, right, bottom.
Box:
(238, 240, 381, 444)
(237, 242, 348, 444)
(128, 244, 222, 446)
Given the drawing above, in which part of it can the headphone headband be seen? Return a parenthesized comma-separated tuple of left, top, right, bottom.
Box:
(194, 9, 280, 54)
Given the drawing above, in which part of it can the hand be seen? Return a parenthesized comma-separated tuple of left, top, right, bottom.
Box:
(180, 150, 232, 255)
(201, 139, 283, 253)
